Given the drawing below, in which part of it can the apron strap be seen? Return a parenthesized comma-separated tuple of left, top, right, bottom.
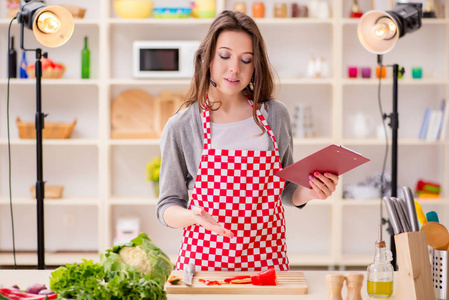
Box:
(202, 108, 212, 150)
(246, 97, 280, 152)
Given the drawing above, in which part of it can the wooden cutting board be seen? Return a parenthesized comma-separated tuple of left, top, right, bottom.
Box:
(165, 271, 308, 294)
(111, 89, 159, 139)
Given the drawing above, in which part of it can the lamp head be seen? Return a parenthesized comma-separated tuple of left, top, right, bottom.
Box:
(357, 3, 422, 54)
(18, 0, 74, 48)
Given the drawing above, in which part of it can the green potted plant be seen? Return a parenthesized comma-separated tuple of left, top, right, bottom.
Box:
(146, 156, 161, 198)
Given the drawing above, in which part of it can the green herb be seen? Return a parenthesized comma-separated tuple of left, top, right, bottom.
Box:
(50, 233, 172, 300)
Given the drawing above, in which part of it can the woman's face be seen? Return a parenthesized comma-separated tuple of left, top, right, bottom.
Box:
(209, 30, 255, 97)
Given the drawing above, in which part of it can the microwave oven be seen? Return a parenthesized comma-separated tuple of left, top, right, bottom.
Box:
(133, 41, 200, 78)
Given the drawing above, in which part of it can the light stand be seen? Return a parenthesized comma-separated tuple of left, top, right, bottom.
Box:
(20, 33, 46, 270)
(358, 3, 422, 270)
(16, 0, 73, 269)
(381, 59, 404, 269)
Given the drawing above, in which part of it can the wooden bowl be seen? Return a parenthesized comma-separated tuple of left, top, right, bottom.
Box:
(16, 118, 77, 139)
(27, 65, 66, 79)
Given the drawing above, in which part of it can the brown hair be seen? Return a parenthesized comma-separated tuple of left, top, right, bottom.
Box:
(183, 10, 275, 133)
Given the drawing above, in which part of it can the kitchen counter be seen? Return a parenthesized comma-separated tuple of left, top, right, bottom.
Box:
(0, 270, 395, 299)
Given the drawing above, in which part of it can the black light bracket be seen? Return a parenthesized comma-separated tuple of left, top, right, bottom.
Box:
(386, 3, 423, 38)
(17, 0, 46, 30)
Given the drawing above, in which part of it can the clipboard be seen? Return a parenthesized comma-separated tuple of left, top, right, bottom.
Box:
(275, 144, 370, 189)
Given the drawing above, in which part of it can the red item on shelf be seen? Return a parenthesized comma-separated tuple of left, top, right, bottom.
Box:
(416, 179, 440, 191)
(350, 11, 363, 18)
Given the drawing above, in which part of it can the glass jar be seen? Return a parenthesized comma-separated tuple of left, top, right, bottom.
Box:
(274, 3, 288, 18)
(252, 2, 265, 18)
(233, 2, 247, 13)
(291, 3, 299, 17)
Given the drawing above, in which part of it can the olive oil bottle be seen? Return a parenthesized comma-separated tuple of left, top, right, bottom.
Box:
(367, 225, 394, 298)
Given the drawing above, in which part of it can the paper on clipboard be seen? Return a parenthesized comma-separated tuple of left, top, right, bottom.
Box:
(275, 144, 370, 189)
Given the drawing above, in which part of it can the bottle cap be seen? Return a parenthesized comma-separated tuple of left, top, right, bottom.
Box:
(375, 224, 386, 248)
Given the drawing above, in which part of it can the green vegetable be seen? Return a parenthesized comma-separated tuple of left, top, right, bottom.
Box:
(50, 259, 109, 300)
(49, 233, 172, 300)
(101, 232, 173, 283)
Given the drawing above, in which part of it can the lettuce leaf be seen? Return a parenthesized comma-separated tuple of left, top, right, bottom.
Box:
(49, 259, 110, 300)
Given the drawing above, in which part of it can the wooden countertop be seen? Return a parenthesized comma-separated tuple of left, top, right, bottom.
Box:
(0, 270, 395, 299)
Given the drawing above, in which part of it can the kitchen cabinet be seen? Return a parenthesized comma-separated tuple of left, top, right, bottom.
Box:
(0, 0, 448, 268)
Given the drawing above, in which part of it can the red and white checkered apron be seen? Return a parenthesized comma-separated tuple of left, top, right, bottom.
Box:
(176, 99, 289, 271)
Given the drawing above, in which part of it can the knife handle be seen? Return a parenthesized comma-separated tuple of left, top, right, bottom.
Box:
(402, 186, 420, 231)
(392, 197, 411, 232)
(383, 196, 402, 235)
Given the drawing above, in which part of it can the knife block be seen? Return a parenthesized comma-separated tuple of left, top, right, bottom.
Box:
(394, 231, 435, 300)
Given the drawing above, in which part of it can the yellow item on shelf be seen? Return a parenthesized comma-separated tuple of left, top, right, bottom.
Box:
(113, 0, 154, 19)
(414, 200, 428, 226)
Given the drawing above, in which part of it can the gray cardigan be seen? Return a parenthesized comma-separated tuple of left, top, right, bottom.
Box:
(156, 100, 303, 227)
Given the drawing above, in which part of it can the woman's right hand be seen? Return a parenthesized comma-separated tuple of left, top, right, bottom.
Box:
(191, 206, 234, 238)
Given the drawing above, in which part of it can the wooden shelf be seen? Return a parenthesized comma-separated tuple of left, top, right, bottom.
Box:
(109, 139, 161, 146)
(109, 78, 333, 86)
(108, 18, 333, 26)
(342, 18, 449, 25)
(342, 78, 449, 86)
(0, 251, 99, 267)
(0, 19, 100, 25)
(342, 138, 445, 146)
(0, 139, 99, 146)
(0, 197, 100, 206)
(109, 197, 158, 206)
(0, 79, 100, 86)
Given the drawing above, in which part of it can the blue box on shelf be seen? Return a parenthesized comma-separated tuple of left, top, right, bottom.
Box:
(153, 7, 192, 18)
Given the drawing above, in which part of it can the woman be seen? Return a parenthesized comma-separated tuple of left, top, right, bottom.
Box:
(156, 10, 338, 272)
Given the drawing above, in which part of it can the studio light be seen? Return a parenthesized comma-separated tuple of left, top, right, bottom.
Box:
(17, 0, 74, 48)
(10, 0, 74, 269)
(358, 3, 422, 54)
(357, 3, 423, 270)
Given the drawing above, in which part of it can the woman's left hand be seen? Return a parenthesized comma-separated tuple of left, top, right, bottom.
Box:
(308, 172, 338, 200)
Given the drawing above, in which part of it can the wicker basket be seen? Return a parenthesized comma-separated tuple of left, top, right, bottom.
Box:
(60, 5, 87, 19)
(30, 185, 64, 199)
(16, 118, 77, 139)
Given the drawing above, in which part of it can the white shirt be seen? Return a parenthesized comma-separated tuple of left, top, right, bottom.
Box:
(210, 105, 270, 151)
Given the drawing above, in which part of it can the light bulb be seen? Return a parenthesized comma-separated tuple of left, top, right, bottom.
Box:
(36, 12, 61, 34)
(372, 23, 388, 39)
(372, 17, 397, 40)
